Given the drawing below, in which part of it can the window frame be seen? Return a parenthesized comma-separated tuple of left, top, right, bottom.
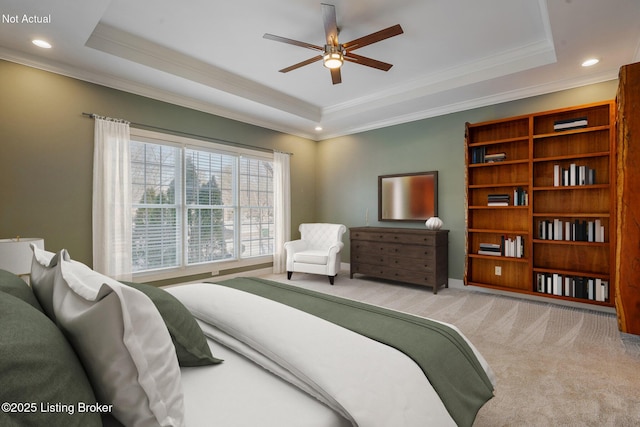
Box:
(130, 128, 274, 282)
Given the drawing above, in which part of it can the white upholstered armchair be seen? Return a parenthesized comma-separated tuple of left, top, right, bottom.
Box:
(284, 223, 347, 285)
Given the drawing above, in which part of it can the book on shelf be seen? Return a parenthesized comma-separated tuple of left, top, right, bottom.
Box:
(470, 148, 509, 164)
(553, 116, 588, 131)
(478, 237, 524, 258)
(538, 219, 605, 242)
(501, 235, 525, 258)
(487, 193, 510, 206)
(484, 152, 506, 163)
(478, 243, 501, 256)
(470, 146, 485, 164)
(553, 163, 596, 187)
(535, 272, 608, 302)
(513, 187, 528, 206)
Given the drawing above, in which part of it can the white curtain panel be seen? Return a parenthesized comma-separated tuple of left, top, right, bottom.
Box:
(273, 151, 291, 273)
(92, 117, 132, 281)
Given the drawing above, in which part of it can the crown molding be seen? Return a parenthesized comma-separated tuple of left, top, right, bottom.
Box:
(85, 22, 322, 123)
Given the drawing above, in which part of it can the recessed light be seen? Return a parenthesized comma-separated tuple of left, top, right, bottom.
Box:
(32, 39, 52, 49)
(581, 58, 599, 67)
(315, 126, 323, 131)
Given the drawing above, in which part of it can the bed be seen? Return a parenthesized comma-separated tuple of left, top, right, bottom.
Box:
(0, 247, 495, 427)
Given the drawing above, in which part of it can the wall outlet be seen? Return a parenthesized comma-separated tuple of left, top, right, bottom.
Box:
(211, 270, 219, 277)
(494, 266, 502, 276)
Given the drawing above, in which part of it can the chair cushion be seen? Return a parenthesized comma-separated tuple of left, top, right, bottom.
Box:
(293, 250, 329, 265)
(300, 224, 345, 251)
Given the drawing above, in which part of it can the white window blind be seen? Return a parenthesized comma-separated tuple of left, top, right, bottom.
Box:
(185, 148, 235, 265)
(131, 141, 181, 272)
(239, 156, 274, 258)
(130, 134, 274, 274)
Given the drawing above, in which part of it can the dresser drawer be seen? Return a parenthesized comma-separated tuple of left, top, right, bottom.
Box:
(352, 251, 435, 272)
(352, 241, 435, 258)
(351, 230, 436, 246)
(351, 262, 437, 286)
(387, 255, 435, 273)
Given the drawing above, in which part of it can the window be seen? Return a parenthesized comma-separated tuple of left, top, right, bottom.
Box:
(130, 131, 274, 274)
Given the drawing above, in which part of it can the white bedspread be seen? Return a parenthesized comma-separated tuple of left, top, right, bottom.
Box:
(167, 283, 457, 427)
(179, 337, 350, 427)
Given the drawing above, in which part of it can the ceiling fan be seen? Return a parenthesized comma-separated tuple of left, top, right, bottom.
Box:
(263, 3, 403, 85)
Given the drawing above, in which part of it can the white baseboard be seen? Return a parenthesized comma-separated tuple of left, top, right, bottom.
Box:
(343, 263, 615, 314)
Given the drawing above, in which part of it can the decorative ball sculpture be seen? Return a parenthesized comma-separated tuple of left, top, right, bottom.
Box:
(425, 216, 443, 230)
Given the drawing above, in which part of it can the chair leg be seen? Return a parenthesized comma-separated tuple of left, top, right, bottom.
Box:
(328, 275, 335, 285)
(287, 271, 292, 280)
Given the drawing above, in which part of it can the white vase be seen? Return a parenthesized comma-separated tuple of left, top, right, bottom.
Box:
(425, 216, 443, 230)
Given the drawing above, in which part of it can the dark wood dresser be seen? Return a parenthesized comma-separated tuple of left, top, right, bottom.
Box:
(349, 227, 449, 294)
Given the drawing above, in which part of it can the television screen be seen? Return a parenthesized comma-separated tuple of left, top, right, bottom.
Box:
(378, 171, 438, 221)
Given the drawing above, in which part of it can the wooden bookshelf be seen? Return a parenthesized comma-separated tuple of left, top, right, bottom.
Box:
(615, 62, 640, 334)
(465, 101, 616, 307)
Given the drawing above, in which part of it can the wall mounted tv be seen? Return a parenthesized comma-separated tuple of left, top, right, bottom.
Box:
(378, 171, 438, 222)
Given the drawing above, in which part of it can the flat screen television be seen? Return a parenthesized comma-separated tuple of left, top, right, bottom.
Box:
(378, 171, 438, 222)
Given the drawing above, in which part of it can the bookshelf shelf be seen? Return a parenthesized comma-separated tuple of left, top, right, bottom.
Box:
(469, 182, 529, 189)
(532, 151, 610, 163)
(469, 254, 529, 263)
(532, 184, 609, 191)
(468, 206, 529, 210)
(470, 228, 529, 234)
(465, 100, 616, 307)
(533, 124, 610, 140)
(533, 239, 608, 247)
(532, 212, 610, 218)
(468, 159, 529, 167)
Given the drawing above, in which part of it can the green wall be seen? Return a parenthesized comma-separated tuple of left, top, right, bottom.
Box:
(316, 80, 618, 280)
(0, 59, 618, 282)
(0, 60, 317, 267)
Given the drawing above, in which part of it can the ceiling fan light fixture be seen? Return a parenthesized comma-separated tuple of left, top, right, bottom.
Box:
(323, 45, 343, 69)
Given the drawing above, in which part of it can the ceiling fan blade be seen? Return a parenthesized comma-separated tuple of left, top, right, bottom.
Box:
(330, 67, 342, 85)
(263, 33, 323, 51)
(342, 24, 404, 51)
(343, 52, 393, 71)
(321, 3, 339, 45)
(279, 55, 323, 73)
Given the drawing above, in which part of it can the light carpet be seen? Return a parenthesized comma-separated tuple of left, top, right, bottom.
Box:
(258, 271, 640, 427)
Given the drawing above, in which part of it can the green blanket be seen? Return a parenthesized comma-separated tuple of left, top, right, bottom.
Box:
(215, 277, 494, 427)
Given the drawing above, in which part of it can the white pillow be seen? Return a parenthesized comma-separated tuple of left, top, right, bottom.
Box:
(30, 244, 65, 320)
(51, 252, 185, 427)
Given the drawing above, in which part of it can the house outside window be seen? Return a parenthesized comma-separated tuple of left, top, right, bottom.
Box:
(130, 130, 274, 276)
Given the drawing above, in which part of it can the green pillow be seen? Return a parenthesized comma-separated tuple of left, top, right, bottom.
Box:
(0, 269, 44, 312)
(0, 292, 102, 427)
(122, 281, 223, 366)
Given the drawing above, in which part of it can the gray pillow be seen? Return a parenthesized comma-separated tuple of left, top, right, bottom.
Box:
(0, 269, 43, 312)
(122, 281, 223, 366)
(0, 291, 101, 427)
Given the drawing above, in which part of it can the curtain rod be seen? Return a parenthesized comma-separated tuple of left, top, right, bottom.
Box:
(82, 112, 292, 156)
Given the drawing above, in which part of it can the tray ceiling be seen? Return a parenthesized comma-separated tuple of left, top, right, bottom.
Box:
(1, 0, 639, 140)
